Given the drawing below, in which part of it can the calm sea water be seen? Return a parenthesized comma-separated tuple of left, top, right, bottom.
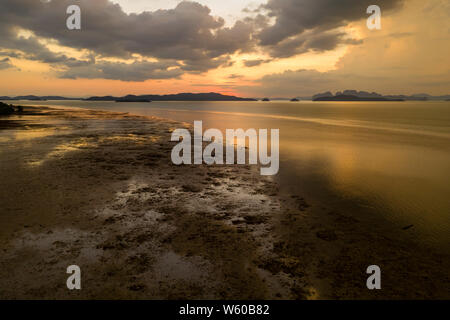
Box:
(6, 99, 450, 248)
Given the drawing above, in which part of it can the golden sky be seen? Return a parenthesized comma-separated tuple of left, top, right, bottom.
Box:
(0, 0, 448, 97)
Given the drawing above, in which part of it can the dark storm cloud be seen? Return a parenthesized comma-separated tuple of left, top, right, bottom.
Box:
(0, 58, 15, 70)
(228, 74, 244, 79)
(268, 29, 363, 58)
(0, 34, 88, 67)
(0, 50, 23, 59)
(259, 0, 403, 45)
(0, 0, 253, 75)
(59, 60, 184, 82)
(243, 59, 272, 67)
(0, 0, 406, 81)
(256, 0, 403, 57)
(246, 69, 339, 96)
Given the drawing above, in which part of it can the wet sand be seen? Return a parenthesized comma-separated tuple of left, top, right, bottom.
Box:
(0, 106, 448, 299)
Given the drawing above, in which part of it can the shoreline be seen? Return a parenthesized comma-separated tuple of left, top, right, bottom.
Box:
(0, 106, 448, 299)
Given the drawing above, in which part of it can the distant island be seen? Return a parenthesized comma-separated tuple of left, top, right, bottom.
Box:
(311, 90, 438, 102)
(314, 95, 404, 102)
(0, 95, 79, 101)
(1, 91, 449, 102)
(87, 93, 257, 102)
(115, 97, 152, 103)
(0, 92, 257, 102)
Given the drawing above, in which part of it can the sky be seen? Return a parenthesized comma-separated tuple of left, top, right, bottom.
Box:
(0, 0, 448, 97)
(112, 0, 266, 24)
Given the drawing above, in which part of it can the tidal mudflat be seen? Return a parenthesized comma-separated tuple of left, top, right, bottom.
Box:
(0, 106, 448, 299)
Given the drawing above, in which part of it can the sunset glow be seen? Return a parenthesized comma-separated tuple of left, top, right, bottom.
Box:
(0, 0, 448, 97)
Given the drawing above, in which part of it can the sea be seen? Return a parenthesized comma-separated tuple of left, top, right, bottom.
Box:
(4, 99, 450, 249)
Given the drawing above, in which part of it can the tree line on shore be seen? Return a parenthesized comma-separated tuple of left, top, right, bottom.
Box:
(0, 102, 23, 115)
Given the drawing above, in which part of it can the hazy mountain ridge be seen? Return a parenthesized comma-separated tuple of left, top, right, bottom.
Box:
(312, 90, 450, 101)
(0, 91, 449, 101)
(0, 95, 79, 101)
(0, 93, 257, 102)
(86, 93, 257, 102)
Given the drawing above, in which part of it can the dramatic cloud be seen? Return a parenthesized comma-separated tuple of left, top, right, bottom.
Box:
(0, 34, 88, 67)
(59, 60, 184, 81)
(0, 0, 254, 79)
(227, 74, 244, 79)
(0, 58, 15, 70)
(256, 0, 403, 57)
(0, 0, 447, 97)
(267, 29, 363, 58)
(245, 69, 340, 97)
(243, 0, 450, 98)
(0, 0, 401, 78)
(243, 59, 271, 67)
